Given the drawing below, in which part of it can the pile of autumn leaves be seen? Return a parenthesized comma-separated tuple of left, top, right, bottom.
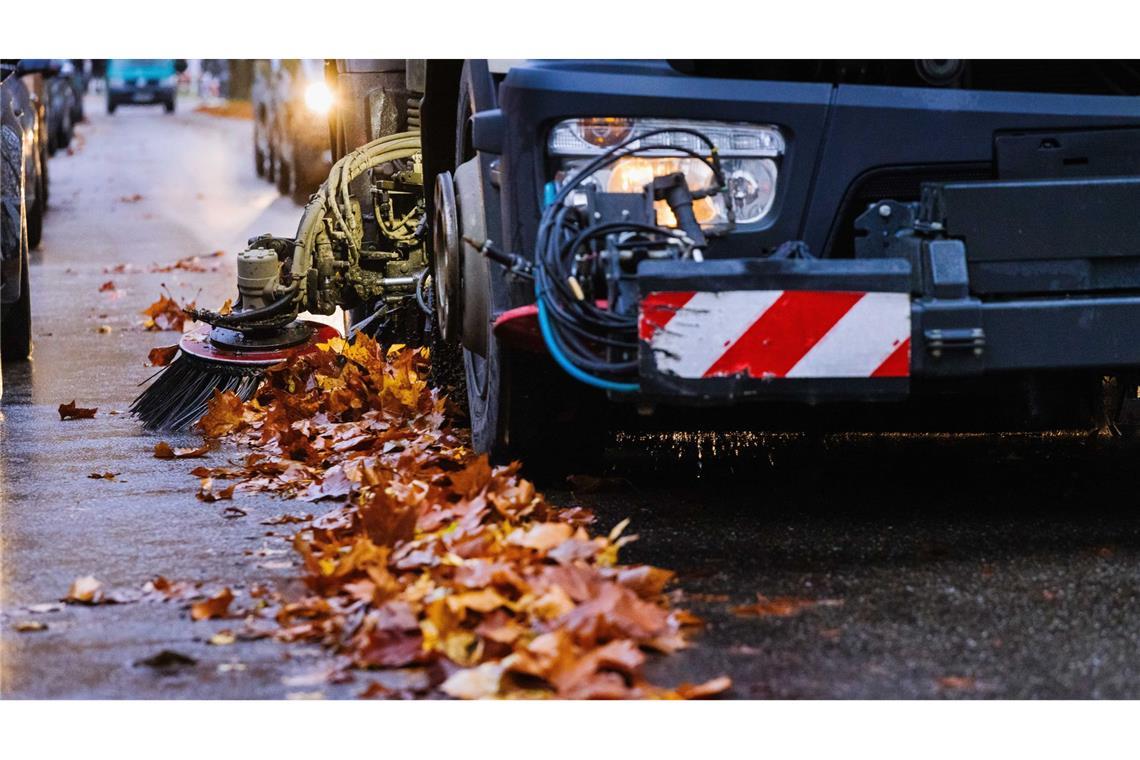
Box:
(190, 335, 729, 699)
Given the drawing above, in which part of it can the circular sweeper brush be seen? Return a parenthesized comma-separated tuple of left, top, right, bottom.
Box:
(131, 320, 338, 431)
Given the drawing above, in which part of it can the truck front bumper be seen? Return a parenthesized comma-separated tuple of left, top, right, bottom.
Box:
(637, 255, 1140, 403)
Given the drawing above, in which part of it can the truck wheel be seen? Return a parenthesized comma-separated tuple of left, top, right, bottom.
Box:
(164, 98, 176, 114)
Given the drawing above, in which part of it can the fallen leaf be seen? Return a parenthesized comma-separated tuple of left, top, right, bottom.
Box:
(119, 193, 144, 203)
(197, 478, 236, 502)
(154, 441, 209, 459)
(59, 401, 97, 420)
(99, 280, 117, 292)
(441, 662, 505, 699)
(135, 650, 197, 670)
(141, 292, 193, 332)
(65, 576, 104, 604)
(731, 595, 843, 618)
(937, 676, 977, 690)
(261, 513, 312, 526)
(197, 390, 245, 437)
(88, 471, 121, 480)
(209, 630, 237, 646)
(674, 675, 732, 699)
(147, 345, 179, 367)
(13, 620, 48, 632)
(97, 324, 113, 334)
(190, 588, 234, 621)
(358, 682, 392, 699)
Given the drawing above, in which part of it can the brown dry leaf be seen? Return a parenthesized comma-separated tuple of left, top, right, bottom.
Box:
(97, 324, 113, 334)
(119, 193, 143, 203)
(937, 676, 976, 690)
(197, 478, 236, 502)
(153, 441, 209, 459)
(59, 401, 97, 420)
(14, 620, 49, 632)
(219, 298, 233, 316)
(151, 250, 226, 274)
(88, 471, 120, 480)
(731, 595, 844, 618)
(99, 280, 117, 292)
(674, 675, 733, 699)
(190, 588, 234, 621)
(261, 513, 313, 526)
(209, 630, 237, 646)
(508, 522, 574, 552)
(197, 390, 245, 437)
(441, 662, 505, 700)
(147, 344, 179, 367)
(141, 292, 192, 332)
(66, 576, 104, 604)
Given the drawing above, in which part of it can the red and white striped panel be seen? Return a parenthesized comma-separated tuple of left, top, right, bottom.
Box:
(639, 290, 911, 379)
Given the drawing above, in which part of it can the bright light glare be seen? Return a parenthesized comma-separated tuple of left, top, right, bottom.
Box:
(303, 81, 334, 114)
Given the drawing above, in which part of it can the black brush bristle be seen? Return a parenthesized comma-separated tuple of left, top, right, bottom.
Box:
(130, 351, 266, 431)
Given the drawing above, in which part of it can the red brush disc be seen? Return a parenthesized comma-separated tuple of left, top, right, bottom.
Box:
(177, 321, 341, 366)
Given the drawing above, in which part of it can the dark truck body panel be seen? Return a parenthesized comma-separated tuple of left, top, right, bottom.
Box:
(476, 60, 1140, 407)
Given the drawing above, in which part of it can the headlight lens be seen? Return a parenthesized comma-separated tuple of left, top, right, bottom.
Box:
(548, 118, 784, 228)
(303, 81, 334, 114)
(109, 77, 126, 88)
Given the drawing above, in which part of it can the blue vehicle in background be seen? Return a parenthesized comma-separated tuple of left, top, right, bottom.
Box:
(106, 59, 185, 114)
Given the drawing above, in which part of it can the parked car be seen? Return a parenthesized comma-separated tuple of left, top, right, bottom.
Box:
(44, 62, 77, 154)
(2, 59, 53, 367)
(106, 59, 185, 114)
(3, 60, 50, 250)
(60, 59, 86, 125)
(252, 59, 276, 182)
(252, 59, 333, 203)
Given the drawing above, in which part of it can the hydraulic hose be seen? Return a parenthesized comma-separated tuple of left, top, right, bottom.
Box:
(290, 131, 421, 286)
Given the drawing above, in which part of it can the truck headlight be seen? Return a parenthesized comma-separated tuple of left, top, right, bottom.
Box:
(303, 81, 334, 115)
(548, 118, 785, 228)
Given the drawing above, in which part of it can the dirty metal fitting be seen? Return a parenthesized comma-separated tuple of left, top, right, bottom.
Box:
(236, 248, 281, 310)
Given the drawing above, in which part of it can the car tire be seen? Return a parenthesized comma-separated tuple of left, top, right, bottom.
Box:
(276, 154, 292, 198)
(164, 98, 175, 114)
(291, 146, 325, 205)
(1, 244, 32, 361)
(26, 193, 43, 250)
(58, 108, 72, 150)
(107, 98, 117, 115)
(254, 123, 267, 178)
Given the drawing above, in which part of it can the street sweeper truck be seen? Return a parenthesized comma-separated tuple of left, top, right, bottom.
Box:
(135, 59, 1140, 468)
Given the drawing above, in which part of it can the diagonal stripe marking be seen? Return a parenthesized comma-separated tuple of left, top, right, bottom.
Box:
(703, 291, 864, 379)
(649, 290, 784, 378)
(785, 292, 911, 378)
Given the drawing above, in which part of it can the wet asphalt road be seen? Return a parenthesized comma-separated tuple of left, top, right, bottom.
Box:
(4, 96, 1140, 699)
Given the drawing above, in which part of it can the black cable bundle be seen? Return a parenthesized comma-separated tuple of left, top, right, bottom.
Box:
(534, 128, 725, 392)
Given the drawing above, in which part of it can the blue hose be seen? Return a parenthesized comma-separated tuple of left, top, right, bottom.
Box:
(535, 289, 640, 394)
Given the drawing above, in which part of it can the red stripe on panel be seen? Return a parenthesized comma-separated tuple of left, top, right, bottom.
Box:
(702, 291, 864, 379)
(639, 291, 696, 342)
(870, 337, 911, 378)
